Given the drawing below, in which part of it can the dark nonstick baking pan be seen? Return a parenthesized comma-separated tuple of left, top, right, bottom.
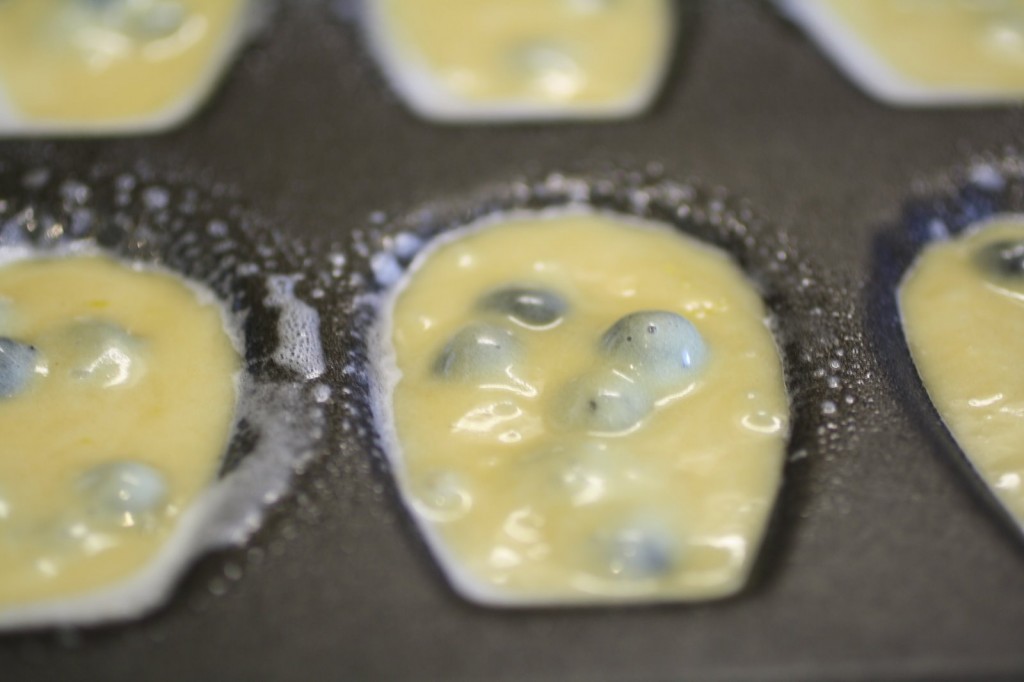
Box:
(1, 1, 1023, 680)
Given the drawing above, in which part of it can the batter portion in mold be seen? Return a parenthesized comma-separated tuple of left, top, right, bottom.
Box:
(0, 254, 239, 614)
(0, 0, 248, 129)
(901, 216, 1024, 529)
(365, 0, 674, 121)
(782, 0, 1024, 104)
(375, 210, 790, 604)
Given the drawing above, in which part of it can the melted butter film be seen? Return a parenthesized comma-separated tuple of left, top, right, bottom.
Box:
(0, 254, 239, 611)
(824, 0, 1024, 92)
(0, 0, 245, 123)
(372, 0, 672, 110)
(900, 217, 1024, 528)
(379, 211, 790, 604)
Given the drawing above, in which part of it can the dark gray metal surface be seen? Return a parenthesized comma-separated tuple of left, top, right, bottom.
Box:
(1, 1, 1023, 680)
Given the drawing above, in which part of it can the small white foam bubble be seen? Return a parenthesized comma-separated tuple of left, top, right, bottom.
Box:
(207, 220, 229, 238)
(329, 252, 346, 279)
(115, 174, 137, 193)
(393, 232, 423, 259)
(0, 209, 37, 247)
(968, 163, 1006, 191)
(69, 208, 95, 236)
(927, 219, 949, 240)
(59, 181, 91, 206)
(264, 275, 327, 380)
(313, 383, 332, 403)
(142, 187, 170, 211)
(371, 251, 403, 287)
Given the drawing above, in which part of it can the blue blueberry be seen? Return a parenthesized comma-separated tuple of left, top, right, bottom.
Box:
(555, 370, 652, 433)
(600, 311, 707, 387)
(54, 320, 144, 388)
(0, 337, 38, 399)
(598, 521, 677, 580)
(132, 1, 186, 38)
(77, 461, 168, 526)
(479, 286, 567, 329)
(79, 0, 186, 39)
(433, 324, 522, 381)
(415, 471, 472, 522)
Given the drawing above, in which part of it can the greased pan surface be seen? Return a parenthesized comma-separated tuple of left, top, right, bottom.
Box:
(1, 1, 1023, 680)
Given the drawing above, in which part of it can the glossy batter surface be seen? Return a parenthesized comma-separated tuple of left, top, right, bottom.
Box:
(824, 0, 1024, 92)
(0, 0, 245, 122)
(0, 255, 239, 611)
(378, 211, 790, 604)
(371, 0, 672, 111)
(901, 217, 1024, 528)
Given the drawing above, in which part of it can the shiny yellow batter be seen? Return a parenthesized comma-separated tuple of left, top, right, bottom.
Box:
(0, 0, 245, 123)
(824, 0, 1024, 92)
(0, 255, 239, 611)
(380, 211, 790, 603)
(901, 217, 1024, 528)
(372, 0, 672, 107)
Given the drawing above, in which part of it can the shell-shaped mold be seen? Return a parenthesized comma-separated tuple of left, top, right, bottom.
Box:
(0, 163, 326, 630)
(0, 0, 267, 136)
(873, 154, 1024, 539)
(779, 0, 1024, 106)
(348, 170, 851, 607)
(360, 0, 678, 122)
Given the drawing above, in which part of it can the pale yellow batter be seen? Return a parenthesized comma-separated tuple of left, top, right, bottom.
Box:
(824, 0, 1024, 92)
(0, 0, 246, 123)
(377, 211, 790, 604)
(0, 254, 240, 611)
(368, 0, 673, 117)
(901, 217, 1024, 528)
